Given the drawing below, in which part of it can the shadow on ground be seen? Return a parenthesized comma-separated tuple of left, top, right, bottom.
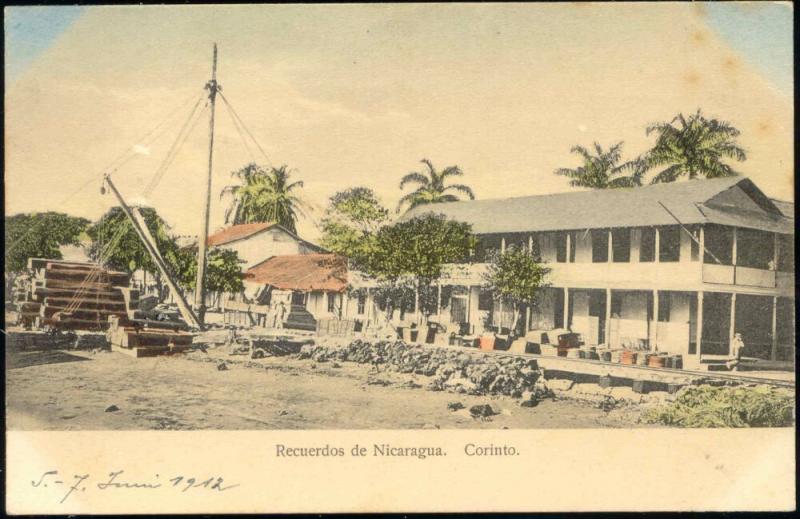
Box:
(6, 350, 92, 370)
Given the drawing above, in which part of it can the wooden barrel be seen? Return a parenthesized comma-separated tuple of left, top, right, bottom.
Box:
(601, 351, 612, 362)
(636, 352, 649, 366)
(648, 355, 666, 368)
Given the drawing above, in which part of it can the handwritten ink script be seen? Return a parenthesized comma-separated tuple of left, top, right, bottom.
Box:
(31, 470, 239, 504)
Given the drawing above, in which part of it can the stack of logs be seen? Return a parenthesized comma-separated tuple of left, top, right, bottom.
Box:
(17, 258, 135, 330)
(16, 258, 196, 358)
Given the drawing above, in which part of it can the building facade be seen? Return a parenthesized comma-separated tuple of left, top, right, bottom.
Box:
(401, 177, 795, 362)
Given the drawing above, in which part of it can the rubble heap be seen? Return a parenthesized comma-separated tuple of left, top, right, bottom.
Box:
(298, 340, 541, 397)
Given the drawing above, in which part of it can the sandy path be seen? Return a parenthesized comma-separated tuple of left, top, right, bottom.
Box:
(6, 348, 645, 430)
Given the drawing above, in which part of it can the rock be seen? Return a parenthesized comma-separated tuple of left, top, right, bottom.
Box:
(447, 402, 465, 411)
(422, 423, 440, 429)
(105, 405, 120, 413)
(520, 399, 538, 408)
(469, 404, 497, 418)
(277, 410, 289, 416)
(217, 362, 228, 371)
(332, 362, 341, 368)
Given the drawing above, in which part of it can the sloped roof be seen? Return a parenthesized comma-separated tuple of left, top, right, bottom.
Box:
(770, 199, 794, 219)
(245, 254, 348, 292)
(207, 222, 277, 247)
(402, 177, 793, 235)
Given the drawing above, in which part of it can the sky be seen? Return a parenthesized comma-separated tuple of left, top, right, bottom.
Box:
(4, 3, 794, 241)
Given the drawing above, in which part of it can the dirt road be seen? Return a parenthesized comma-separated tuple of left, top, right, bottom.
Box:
(6, 347, 646, 430)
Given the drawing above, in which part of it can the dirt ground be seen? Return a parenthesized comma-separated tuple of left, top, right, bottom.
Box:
(5, 345, 648, 430)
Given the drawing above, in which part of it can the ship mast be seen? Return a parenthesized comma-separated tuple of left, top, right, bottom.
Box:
(194, 43, 220, 324)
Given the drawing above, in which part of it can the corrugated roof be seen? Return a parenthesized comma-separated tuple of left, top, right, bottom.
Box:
(245, 254, 348, 293)
(402, 177, 793, 234)
(207, 222, 276, 247)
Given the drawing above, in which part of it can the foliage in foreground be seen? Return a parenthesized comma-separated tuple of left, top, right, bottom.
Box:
(642, 385, 795, 428)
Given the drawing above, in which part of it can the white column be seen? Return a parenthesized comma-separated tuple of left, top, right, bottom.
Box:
(773, 233, 779, 270)
(607, 230, 613, 262)
(501, 236, 506, 254)
(771, 296, 778, 361)
(436, 283, 442, 320)
(699, 226, 705, 263)
(731, 227, 738, 284)
(563, 287, 570, 330)
(696, 291, 703, 358)
(651, 289, 659, 351)
(528, 235, 533, 255)
(605, 288, 612, 345)
(566, 232, 572, 263)
(729, 292, 737, 356)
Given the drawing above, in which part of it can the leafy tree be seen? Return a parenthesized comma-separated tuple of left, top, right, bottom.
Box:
(220, 163, 307, 233)
(169, 246, 245, 294)
(642, 110, 746, 183)
(320, 187, 389, 269)
(482, 245, 550, 335)
(554, 141, 643, 189)
(5, 212, 90, 272)
(397, 158, 475, 213)
(5, 212, 90, 299)
(367, 214, 475, 323)
(86, 206, 176, 275)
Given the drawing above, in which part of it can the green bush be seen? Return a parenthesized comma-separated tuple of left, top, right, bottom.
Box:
(643, 385, 795, 428)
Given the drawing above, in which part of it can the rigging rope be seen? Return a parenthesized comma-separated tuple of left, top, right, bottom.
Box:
(218, 91, 273, 168)
(142, 97, 207, 197)
(221, 96, 256, 163)
(6, 90, 206, 256)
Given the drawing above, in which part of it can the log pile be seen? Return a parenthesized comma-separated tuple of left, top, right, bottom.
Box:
(106, 315, 195, 358)
(16, 259, 135, 331)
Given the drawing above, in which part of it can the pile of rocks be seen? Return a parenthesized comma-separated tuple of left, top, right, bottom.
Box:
(297, 340, 542, 397)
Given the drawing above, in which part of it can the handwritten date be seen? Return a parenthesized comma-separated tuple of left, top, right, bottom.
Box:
(32, 470, 238, 503)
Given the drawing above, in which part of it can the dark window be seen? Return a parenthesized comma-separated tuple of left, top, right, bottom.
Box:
(659, 227, 680, 262)
(610, 292, 622, 317)
(657, 292, 671, 322)
(640, 228, 656, 262)
(478, 290, 494, 311)
(357, 293, 366, 315)
(327, 293, 336, 313)
(592, 230, 609, 263)
(703, 225, 733, 265)
(555, 232, 568, 263)
(777, 234, 794, 272)
(611, 229, 631, 263)
(736, 228, 774, 270)
(291, 292, 306, 306)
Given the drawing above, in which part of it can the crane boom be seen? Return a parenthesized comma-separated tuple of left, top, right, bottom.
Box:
(103, 174, 202, 330)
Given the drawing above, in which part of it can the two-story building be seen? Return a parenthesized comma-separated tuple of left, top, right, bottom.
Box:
(402, 177, 794, 363)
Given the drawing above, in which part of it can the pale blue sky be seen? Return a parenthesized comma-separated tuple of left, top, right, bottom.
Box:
(4, 3, 794, 93)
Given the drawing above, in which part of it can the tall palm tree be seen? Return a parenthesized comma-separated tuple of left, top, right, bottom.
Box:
(397, 158, 475, 213)
(642, 109, 746, 183)
(220, 163, 307, 233)
(554, 142, 643, 189)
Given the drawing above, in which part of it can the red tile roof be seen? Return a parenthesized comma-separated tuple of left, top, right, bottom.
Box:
(207, 222, 276, 247)
(245, 254, 348, 293)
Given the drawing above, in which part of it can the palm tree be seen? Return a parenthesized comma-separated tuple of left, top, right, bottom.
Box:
(642, 110, 746, 183)
(554, 142, 643, 189)
(220, 163, 307, 233)
(397, 158, 475, 213)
